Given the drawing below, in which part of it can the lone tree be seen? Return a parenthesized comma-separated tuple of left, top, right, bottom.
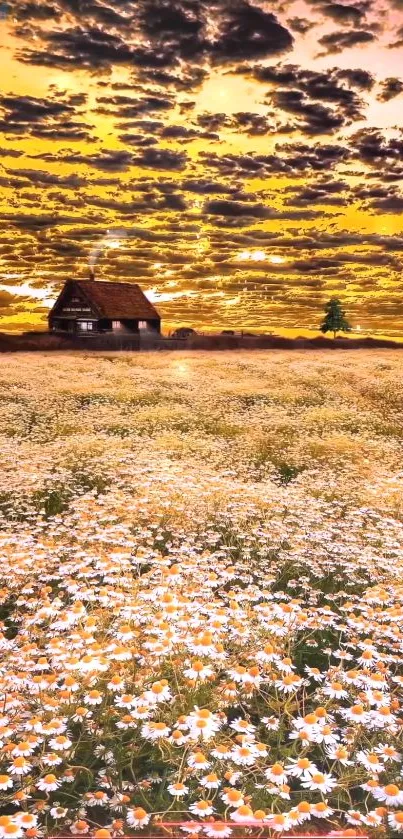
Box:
(320, 298, 352, 339)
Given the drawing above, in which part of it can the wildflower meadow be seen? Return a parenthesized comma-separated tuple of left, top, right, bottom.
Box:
(1, 349, 403, 839)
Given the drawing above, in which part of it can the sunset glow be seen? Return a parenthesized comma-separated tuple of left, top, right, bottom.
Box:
(0, 0, 402, 335)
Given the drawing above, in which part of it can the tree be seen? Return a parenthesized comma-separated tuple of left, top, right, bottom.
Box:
(320, 298, 352, 339)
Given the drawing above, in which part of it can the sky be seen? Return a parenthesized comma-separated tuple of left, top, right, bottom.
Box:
(0, 0, 403, 336)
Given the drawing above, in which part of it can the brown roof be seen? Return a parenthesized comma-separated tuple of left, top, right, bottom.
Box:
(74, 280, 160, 320)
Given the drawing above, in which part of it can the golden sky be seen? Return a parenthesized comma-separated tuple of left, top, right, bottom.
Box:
(0, 0, 403, 336)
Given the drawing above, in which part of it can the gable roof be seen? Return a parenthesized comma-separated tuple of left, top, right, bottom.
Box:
(60, 280, 161, 320)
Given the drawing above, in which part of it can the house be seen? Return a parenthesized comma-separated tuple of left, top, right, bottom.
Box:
(49, 279, 161, 335)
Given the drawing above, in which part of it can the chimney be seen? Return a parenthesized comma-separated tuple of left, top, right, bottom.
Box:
(89, 268, 95, 281)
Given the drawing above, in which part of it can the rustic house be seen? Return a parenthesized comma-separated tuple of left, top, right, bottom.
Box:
(49, 279, 161, 335)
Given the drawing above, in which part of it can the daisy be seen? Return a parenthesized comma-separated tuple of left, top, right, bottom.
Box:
(266, 763, 288, 785)
(70, 821, 90, 835)
(302, 772, 336, 793)
(188, 752, 210, 770)
(115, 694, 137, 709)
(189, 800, 215, 817)
(42, 753, 62, 766)
(84, 690, 103, 705)
(184, 661, 215, 681)
(131, 704, 151, 720)
(346, 811, 364, 826)
(9, 757, 31, 776)
(12, 741, 35, 757)
(221, 789, 244, 807)
(323, 681, 348, 699)
(267, 783, 290, 799)
(343, 704, 369, 724)
(0, 775, 12, 790)
(356, 750, 385, 773)
(50, 808, 68, 819)
(211, 743, 231, 760)
(266, 813, 292, 833)
(230, 718, 255, 735)
(186, 708, 222, 741)
(14, 815, 37, 830)
(311, 801, 334, 818)
(126, 808, 150, 829)
(326, 745, 352, 765)
(230, 745, 256, 766)
(141, 721, 170, 740)
(180, 823, 203, 834)
(107, 675, 125, 692)
(170, 729, 188, 746)
(374, 783, 403, 805)
(224, 771, 242, 785)
(305, 666, 324, 682)
(2, 823, 23, 839)
(388, 812, 403, 832)
(285, 757, 318, 779)
(288, 727, 316, 743)
(275, 674, 304, 693)
(200, 773, 220, 790)
(296, 801, 312, 822)
(371, 705, 396, 728)
(256, 644, 278, 663)
(86, 790, 109, 806)
(167, 782, 189, 797)
(231, 805, 254, 823)
(49, 735, 72, 751)
(72, 707, 92, 723)
(376, 744, 401, 762)
(37, 774, 61, 791)
(261, 716, 279, 731)
(203, 824, 232, 838)
(252, 742, 268, 758)
(144, 681, 172, 704)
(361, 779, 381, 794)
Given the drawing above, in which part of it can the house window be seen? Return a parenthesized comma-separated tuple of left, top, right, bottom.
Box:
(112, 320, 121, 329)
(138, 320, 148, 330)
(78, 321, 94, 331)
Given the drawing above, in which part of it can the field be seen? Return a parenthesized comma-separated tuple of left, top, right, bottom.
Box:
(1, 350, 403, 838)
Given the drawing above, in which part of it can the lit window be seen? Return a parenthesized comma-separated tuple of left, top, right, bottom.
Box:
(112, 320, 121, 329)
(138, 320, 148, 330)
(78, 321, 94, 331)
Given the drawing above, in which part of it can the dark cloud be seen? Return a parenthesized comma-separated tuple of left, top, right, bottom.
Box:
(210, 2, 293, 62)
(11, 2, 61, 20)
(350, 129, 403, 166)
(284, 179, 349, 206)
(131, 148, 188, 170)
(0, 212, 103, 230)
(6, 169, 87, 189)
(0, 92, 92, 140)
(14, 1, 293, 72)
(377, 78, 403, 102)
(204, 198, 323, 220)
(95, 94, 174, 119)
(389, 25, 403, 48)
(318, 2, 367, 24)
(287, 17, 316, 34)
(269, 90, 347, 135)
(0, 147, 24, 158)
(63, 150, 135, 171)
(318, 29, 375, 55)
(369, 195, 403, 213)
